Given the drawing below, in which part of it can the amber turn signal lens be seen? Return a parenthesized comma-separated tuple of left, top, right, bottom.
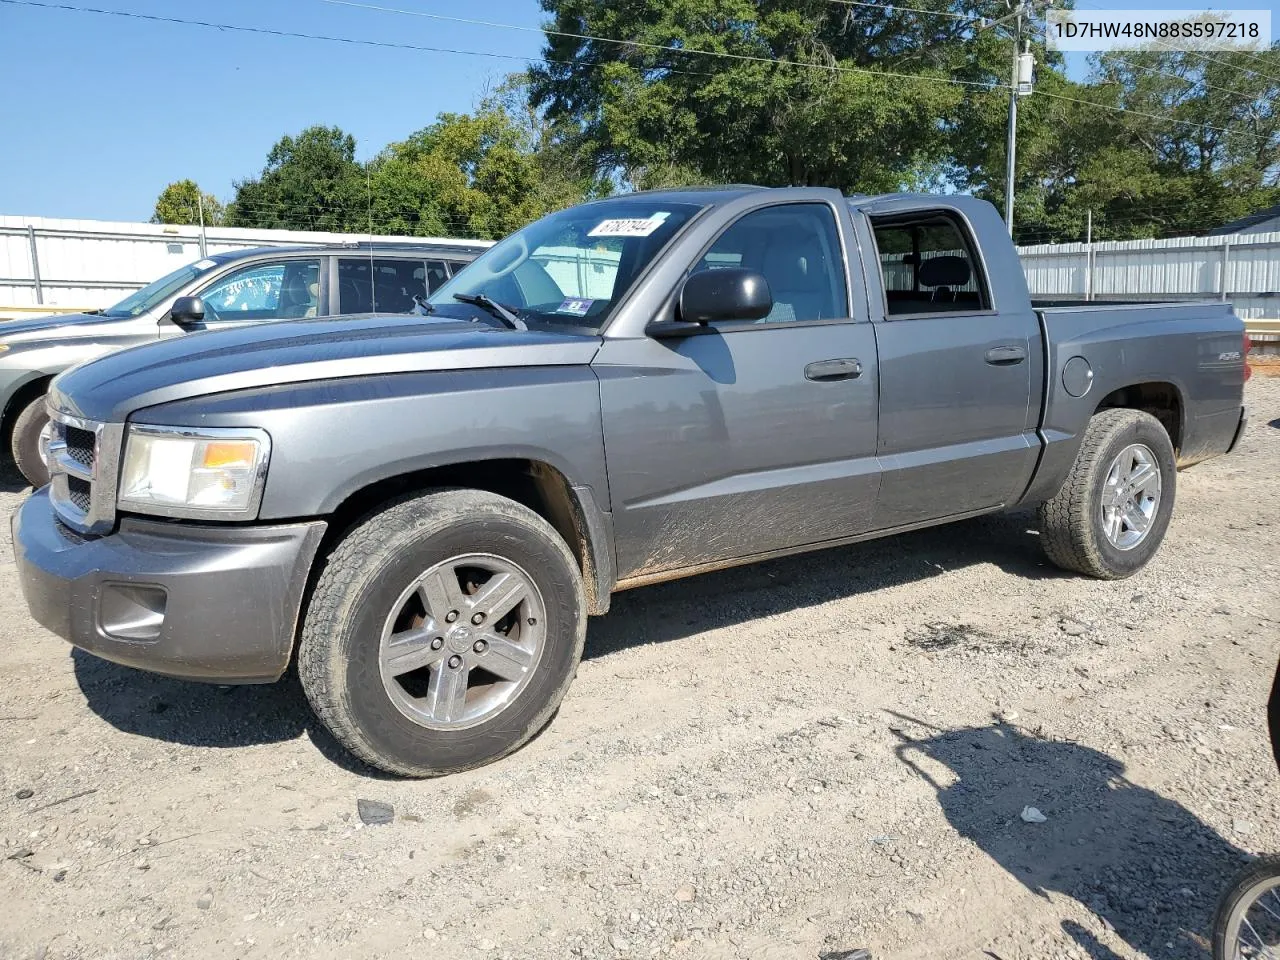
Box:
(201, 441, 256, 469)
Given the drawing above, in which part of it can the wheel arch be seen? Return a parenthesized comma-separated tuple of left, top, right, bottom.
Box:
(1, 374, 54, 450)
(317, 457, 614, 615)
(1092, 379, 1185, 455)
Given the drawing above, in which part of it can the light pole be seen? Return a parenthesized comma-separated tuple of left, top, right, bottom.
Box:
(996, 4, 1036, 236)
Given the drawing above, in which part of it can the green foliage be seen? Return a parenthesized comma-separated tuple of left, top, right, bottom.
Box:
(185, 15, 1280, 244)
(532, 0, 1279, 240)
(224, 125, 366, 231)
(150, 180, 224, 226)
(1000, 45, 1280, 242)
(222, 79, 602, 240)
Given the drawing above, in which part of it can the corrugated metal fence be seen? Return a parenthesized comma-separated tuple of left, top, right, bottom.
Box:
(1018, 231, 1280, 321)
(3, 214, 1278, 323)
(0, 215, 490, 316)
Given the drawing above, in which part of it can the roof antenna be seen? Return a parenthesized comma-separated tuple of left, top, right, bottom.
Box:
(367, 158, 376, 312)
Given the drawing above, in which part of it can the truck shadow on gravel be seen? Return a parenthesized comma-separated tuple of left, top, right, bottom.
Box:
(587, 508, 1059, 658)
(69, 651, 394, 777)
(896, 717, 1249, 960)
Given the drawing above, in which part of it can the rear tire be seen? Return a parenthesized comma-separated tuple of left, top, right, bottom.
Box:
(1038, 409, 1176, 579)
(297, 488, 586, 777)
(10, 392, 50, 488)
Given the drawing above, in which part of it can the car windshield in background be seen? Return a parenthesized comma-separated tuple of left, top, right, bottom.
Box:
(427, 200, 703, 331)
(100, 259, 218, 318)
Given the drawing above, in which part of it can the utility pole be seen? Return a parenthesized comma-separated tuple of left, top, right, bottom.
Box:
(1085, 209, 1093, 301)
(1002, 5, 1036, 237)
(197, 192, 208, 259)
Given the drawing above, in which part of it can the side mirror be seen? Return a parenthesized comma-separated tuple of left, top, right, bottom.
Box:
(679, 268, 772, 325)
(169, 296, 205, 326)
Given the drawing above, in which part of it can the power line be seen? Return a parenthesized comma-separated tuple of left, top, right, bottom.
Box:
(1036, 88, 1275, 144)
(820, 0, 981, 22)
(315, 0, 1005, 89)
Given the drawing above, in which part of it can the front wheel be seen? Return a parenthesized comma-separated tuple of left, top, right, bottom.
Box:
(297, 488, 586, 777)
(1212, 855, 1280, 960)
(1038, 408, 1176, 579)
(10, 392, 52, 487)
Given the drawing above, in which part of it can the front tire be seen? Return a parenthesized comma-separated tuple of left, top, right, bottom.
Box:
(10, 392, 51, 487)
(1038, 409, 1176, 579)
(297, 488, 586, 777)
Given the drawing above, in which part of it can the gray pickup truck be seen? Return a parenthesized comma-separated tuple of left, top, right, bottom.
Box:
(12, 186, 1248, 777)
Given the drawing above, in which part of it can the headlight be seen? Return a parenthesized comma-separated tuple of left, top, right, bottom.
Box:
(118, 425, 271, 520)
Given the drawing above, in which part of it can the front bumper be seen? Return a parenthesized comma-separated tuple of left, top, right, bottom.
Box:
(13, 488, 326, 683)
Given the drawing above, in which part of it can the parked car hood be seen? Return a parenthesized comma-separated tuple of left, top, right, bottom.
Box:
(50, 313, 603, 424)
(0, 312, 135, 344)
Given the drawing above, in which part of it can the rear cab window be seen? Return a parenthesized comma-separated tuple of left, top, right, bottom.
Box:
(869, 212, 991, 316)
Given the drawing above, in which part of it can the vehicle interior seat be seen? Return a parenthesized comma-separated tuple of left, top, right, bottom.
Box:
(280, 271, 320, 318)
(919, 255, 970, 304)
(757, 229, 833, 323)
(340, 277, 371, 313)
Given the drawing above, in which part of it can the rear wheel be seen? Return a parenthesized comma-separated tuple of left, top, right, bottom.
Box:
(1038, 409, 1176, 579)
(297, 488, 586, 777)
(10, 392, 51, 488)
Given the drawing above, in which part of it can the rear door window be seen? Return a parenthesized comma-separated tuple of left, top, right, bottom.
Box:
(870, 214, 990, 316)
(426, 260, 449, 293)
(338, 258, 429, 313)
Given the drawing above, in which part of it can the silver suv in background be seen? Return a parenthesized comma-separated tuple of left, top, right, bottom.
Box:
(0, 242, 485, 486)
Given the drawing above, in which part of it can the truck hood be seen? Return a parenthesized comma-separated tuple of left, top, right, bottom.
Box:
(51, 313, 603, 424)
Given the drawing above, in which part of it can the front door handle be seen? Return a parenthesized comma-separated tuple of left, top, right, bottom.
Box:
(985, 345, 1027, 366)
(805, 358, 863, 382)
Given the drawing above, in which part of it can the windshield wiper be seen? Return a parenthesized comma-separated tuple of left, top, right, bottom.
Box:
(452, 293, 527, 331)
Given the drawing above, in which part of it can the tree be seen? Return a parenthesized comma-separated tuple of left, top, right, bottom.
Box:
(225, 125, 366, 231)
(964, 42, 1280, 242)
(151, 180, 224, 226)
(529, 0, 1029, 192)
(368, 78, 604, 239)
(220, 87, 600, 240)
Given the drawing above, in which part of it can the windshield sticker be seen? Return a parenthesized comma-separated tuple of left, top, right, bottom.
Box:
(588, 212, 671, 238)
(556, 298, 595, 317)
(193, 259, 217, 270)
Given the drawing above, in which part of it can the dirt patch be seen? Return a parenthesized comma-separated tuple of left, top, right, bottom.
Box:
(1, 377, 1278, 960)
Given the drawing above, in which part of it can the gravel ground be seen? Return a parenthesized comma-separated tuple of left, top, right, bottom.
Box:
(2, 377, 1278, 960)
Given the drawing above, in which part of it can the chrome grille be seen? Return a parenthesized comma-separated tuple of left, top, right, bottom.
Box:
(64, 425, 95, 469)
(66, 476, 92, 513)
(45, 407, 123, 536)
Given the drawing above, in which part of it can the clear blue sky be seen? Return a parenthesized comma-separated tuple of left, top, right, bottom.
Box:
(0, 0, 1275, 222)
(0, 0, 547, 220)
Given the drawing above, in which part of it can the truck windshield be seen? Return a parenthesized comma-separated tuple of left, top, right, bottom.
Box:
(427, 200, 703, 331)
(100, 260, 218, 318)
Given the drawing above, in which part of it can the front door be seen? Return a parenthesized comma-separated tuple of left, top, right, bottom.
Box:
(866, 211, 1040, 530)
(597, 202, 881, 581)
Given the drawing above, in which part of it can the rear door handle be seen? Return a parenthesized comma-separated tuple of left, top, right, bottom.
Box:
(985, 345, 1027, 366)
(805, 358, 863, 382)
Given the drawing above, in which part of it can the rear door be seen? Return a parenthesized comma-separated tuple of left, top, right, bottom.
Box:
(597, 200, 881, 579)
(863, 208, 1040, 529)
